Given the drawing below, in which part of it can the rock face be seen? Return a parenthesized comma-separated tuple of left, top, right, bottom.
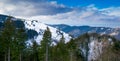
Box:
(75, 33, 115, 61)
(87, 37, 112, 61)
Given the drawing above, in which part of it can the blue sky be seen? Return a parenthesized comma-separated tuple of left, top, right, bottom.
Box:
(51, 0, 120, 8)
(0, 0, 120, 28)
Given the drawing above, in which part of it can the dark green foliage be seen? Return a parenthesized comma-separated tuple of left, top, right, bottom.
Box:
(0, 16, 16, 61)
(67, 38, 76, 51)
(112, 41, 120, 54)
(0, 16, 27, 61)
(39, 27, 52, 61)
(51, 35, 69, 61)
(31, 40, 39, 61)
(0, 14, 10, 21)
(67, 38, 84, 61)
(27, 29, 38, 39)
(0, 22, 4, 29)
(14, 20, 25, 28)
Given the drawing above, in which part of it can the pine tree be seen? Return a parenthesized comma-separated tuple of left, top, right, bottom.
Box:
(1, 16, 16, 61)
(14, 28, 27, 61)
(54, 34, 69, 61)
(31, 39, 39, 61)
(0, 16, 27, 61)
(67, 38, 76, 61)
(39, 27, 52, 61)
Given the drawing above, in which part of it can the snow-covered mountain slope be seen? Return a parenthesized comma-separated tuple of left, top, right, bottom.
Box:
(0, 14, 71, 44)
(23, 20, 71, 44)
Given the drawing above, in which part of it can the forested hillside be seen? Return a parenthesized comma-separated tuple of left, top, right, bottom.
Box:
(0, 16, 120, 61)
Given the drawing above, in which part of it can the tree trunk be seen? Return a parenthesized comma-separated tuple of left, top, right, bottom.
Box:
(46, 45, 48, 61)
(36, 52, 39, 61)
(19, 53, 22, 61)
(70, 51, 73, 61)
(4, 53, 7, 61)
(8, 47, 10, 61)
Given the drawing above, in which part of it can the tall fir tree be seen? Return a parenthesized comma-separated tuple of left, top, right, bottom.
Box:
(67, 38, 76, 61)
(39, 27, 52, 61)
(13, 28, 27, 61)
(0, 16, 27, 61)
(52, 34, 69, 61)
(31, 39, 39, 61)
(1, 16, 16, 61)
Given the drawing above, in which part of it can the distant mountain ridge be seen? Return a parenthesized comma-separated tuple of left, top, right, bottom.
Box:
(50, 24, 120, 40)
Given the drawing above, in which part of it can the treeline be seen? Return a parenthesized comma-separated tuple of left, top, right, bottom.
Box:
(0, 17, 120, 61)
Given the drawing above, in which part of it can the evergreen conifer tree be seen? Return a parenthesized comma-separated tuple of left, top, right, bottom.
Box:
(54, 34, 69, 61)
(1, 16, 15, 61)
(39, 27, 52, 61)
(31, 39, 39, 61)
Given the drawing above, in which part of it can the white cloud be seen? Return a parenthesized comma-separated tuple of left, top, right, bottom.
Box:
(0, 1, 36, 16)
(100, 7, 120, 17)
(0, 0, 120, 28)
(24, 6, 120, 28)
(0, 0, 72, 16)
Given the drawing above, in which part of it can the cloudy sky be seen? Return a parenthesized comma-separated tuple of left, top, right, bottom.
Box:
(0, 0, 120, 28)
